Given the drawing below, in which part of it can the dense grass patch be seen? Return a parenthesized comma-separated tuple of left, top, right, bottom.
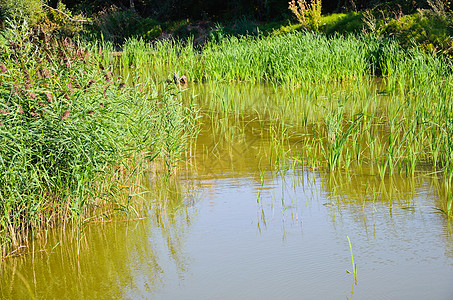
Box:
(117, 30, 452, 85)
(0, 21, 197, 256)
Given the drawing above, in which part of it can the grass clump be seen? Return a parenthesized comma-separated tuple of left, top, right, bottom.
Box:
(0, 20, 197, 256)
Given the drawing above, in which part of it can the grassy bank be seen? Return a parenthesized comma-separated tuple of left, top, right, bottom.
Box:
(0, 21, 198, 257)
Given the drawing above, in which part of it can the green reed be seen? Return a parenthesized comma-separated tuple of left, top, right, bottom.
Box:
(103, 28, 453, 215)
(346, 236, 357, 276)
(0, 21, 198, 256)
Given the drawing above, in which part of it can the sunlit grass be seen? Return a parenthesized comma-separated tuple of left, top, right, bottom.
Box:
(0, 21, 198, 256)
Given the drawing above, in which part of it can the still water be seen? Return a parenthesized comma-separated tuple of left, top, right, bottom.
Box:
(1, 84, 453, 299)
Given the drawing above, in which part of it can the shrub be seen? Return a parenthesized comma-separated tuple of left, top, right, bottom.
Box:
(0, 0, 43, 28)
(288, 0, 322, 30)
(324, 12, 365, 35)
(378, 12, 453, 55)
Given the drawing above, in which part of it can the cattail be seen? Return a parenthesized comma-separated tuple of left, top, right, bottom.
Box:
(61, 110, 70, 120)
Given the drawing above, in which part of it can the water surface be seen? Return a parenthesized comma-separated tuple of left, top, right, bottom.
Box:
(1, 83, 453, 299)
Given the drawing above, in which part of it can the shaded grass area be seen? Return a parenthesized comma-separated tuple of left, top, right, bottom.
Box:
(0, 21, 198, 256)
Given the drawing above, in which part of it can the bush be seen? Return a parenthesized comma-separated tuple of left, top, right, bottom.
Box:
(91, 6, 164, 44)
(324, 12, 365, 35)
(0, 0, 43, 28)
(378, 12, 453, 55)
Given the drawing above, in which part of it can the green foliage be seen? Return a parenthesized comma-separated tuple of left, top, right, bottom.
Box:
(324, 12, 365, 35)
(0, 20, 197, 254)
(39, 1, 86, 37)
(91, 7, 164, 44)
(378, 12, 453, 55)
(318, 13, 348, 31)
(0, 0, 43, 27)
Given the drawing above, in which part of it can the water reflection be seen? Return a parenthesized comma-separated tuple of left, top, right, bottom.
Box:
(0, 174, 198, 299)
(2, 83, 453, 299)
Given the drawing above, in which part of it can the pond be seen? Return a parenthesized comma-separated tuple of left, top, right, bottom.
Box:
(1, 82, 453, 299)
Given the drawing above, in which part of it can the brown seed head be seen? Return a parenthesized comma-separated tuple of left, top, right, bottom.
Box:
(179, 75, 188, 85)
(104, 71, 112, 82)
(61, 110, 70, 120)
(45, 92, 53, 103)
(42, 68, 50, 79)
(67, 82, 73, 93)
(86, 79, 95, 89)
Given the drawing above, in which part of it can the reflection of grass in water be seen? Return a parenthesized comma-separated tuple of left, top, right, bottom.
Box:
(188, 77, 453, 215)
(0, 167, 198, 298)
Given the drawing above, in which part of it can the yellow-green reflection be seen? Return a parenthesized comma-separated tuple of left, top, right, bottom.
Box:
(0, 173, 196, 299)
(1, 81, 453, 299)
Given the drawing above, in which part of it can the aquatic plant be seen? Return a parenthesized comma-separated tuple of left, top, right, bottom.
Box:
(0, 20, 197, 256)
(74, 26, 453, 217)
(346, 236, 357, 276)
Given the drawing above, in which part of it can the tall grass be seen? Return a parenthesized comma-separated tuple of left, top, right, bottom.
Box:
(91, 29, 453, 215)
(0, 21, 198, 256)
(116, 32, 379, 84)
